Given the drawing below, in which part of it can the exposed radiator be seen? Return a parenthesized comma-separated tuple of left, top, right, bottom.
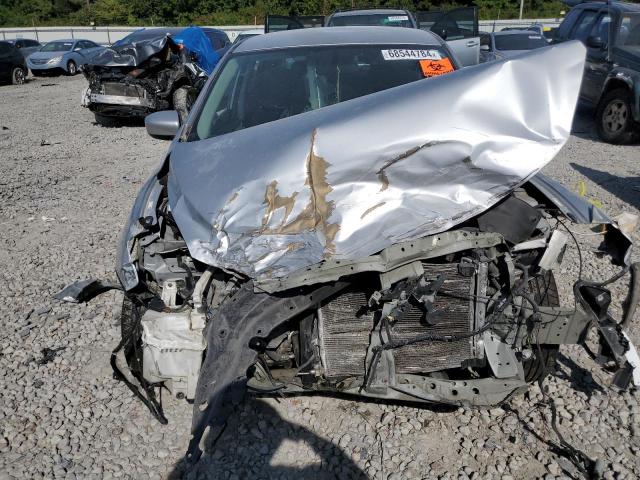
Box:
(102, 82, 146, 97)
(318, 263, 479, 379)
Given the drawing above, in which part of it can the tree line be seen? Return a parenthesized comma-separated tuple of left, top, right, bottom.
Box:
(0, 0, 566, 27)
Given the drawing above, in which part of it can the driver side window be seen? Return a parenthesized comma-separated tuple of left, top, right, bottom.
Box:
(589, 13, 611, 45)
(571, 10, 598, 41)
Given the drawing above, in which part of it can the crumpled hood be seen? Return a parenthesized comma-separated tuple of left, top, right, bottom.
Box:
(168, 41, 586, 282)
(88, 34, 173, 67)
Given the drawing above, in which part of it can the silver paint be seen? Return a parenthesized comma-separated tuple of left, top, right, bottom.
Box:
(167, 41, 586, 283)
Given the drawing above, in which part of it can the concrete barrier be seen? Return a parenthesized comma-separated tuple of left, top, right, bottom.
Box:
(0, 19, 562, 45)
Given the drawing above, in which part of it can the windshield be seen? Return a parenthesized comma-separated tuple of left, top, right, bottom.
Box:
(40, 41, 73, 52)
(328, 14, 413, 28)
(617, 13, 640, 47)
(191, 44, 451, 141)
(233, 33, 260, 44)
(495, 34, 548, 51)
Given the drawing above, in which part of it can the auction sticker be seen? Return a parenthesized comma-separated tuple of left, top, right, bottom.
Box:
(419, 58, 455, 77)
(381, 49, 442, 60)
(387, 15, 409, 21)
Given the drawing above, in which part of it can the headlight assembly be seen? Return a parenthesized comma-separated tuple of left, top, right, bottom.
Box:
(116, 174, 164, 291)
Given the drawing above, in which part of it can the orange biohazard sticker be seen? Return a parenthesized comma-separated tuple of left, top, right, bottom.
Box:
(419, 58, 454, 77)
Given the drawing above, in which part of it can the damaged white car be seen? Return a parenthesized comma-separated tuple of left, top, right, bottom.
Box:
(58, 27, 640, 465)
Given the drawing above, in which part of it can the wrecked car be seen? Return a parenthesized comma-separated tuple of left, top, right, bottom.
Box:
(58, 27, 640, 465)
(81, 27, 226, 126)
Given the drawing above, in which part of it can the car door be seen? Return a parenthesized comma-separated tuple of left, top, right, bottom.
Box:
(582, 10, 612, 103)
(264, 15, 324, 33)
(416, 7, 480, 66)
(565, 8, 602, 101)
(0, 42, 13, 78)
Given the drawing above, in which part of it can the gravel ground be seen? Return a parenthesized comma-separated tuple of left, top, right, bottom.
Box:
(1, 75, 639, 480)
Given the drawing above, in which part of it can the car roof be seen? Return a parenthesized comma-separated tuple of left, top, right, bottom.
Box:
(235, 26, 442, 53)
(573, 1, 640, 12)
(48, 39, 78, 43)
(331, 9, 411, 17)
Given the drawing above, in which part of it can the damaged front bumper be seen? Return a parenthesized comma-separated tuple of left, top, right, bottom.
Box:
(81, 83, 156, 116)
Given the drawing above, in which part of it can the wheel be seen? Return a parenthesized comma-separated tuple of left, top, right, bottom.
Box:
(11, 66, 26, 85)
(596, 88, 638, 144)
(172, 86, 196, 124)
(94, 113, 122, 127)
(66, 60, 77, 76)
(523, 270, 560, 383)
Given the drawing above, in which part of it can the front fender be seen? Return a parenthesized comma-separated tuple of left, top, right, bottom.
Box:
(604, 68, 640, 122)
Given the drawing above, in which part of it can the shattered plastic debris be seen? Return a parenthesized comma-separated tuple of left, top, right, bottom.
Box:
(35, 347, 66, 366)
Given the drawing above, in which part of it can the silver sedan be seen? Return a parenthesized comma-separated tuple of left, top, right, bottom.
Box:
(27, 39, 104, 76)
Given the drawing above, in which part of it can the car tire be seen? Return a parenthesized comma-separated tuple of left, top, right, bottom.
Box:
(94, 113, 122, 127)
(66, 60, 78, 76)
(11, 66, 26, 85)
(596, 88, 638, 144)
(523, 270, 560, 383)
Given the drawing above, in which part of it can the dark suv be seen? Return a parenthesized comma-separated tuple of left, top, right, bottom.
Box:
(554, 1, 640, 143)
(0, 41, 27, 85)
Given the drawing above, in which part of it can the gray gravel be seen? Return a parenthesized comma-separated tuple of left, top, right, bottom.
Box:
(1, 75, 639, 480)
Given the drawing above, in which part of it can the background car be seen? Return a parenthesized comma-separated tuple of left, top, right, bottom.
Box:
(480, 30, 549, 62)
(7, 38, 42, 59)
(111, 27, 230, 55)
(553, 1, 640, 143)
(0, 40, 28, 84)
(325, 8, 418, 28)
(267, 7, 480, 66)
(83, 26, 223, 125)
(26, 39, 104, 76)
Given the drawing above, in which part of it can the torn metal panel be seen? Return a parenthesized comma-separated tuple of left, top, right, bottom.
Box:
(168, 41, 586, 284)
(54, 278, 121, 303)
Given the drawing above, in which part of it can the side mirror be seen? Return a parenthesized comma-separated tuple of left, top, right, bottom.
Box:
(480, 44, 490, 51)
(437, 28, 448, 40)
(145, 110, 180, 140)
(587, 35, 605, 49)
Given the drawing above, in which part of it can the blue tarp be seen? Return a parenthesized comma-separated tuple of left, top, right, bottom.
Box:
(173, 27, 220, 75)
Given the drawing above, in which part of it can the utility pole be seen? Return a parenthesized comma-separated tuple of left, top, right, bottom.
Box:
(519, 0, 524, 20)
